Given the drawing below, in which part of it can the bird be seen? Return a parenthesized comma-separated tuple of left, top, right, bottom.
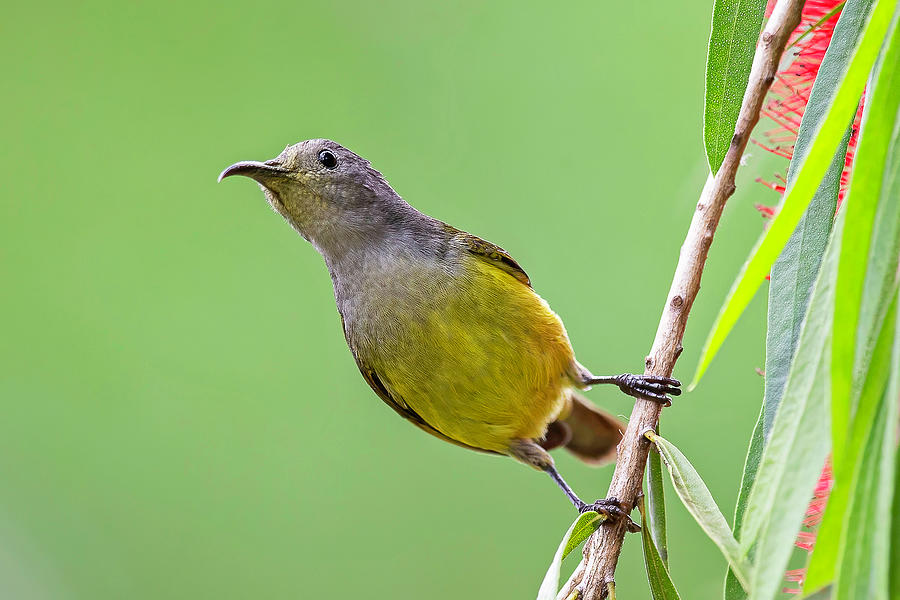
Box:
(219, 139, 680, 525)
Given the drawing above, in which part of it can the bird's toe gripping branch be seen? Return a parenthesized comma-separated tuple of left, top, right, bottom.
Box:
(583, 372, 681, 406)
(579, 497, 641, 533)
(612, 374, 681, 407)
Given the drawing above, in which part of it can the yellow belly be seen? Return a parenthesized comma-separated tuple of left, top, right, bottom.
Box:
(354, 255, 576, 454)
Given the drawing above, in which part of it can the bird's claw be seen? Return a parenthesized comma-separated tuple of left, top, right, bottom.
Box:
(579, 497, 641, 533)
(614, 374, 681, 407)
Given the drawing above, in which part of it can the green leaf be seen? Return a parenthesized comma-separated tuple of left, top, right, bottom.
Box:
(763, 0, 874, 441)
(763, 129, 850, 438)
(645, 430, 752, 592)
(890, 444, 900, 600)
(724, 403, 764, 600)
(562, 512, 603, 560)
(703, 0, 767, 173)
(731, 406, 765, 538)
(689, 0, 897, 389)
(833, 297, 898, 600)
(640, 497, 682, 600)
(804, 13, 900, 592)
(647, 430, 668, 565)
(808, 296, 899, 594)
(806, 587, 833, 600)
(736, 209, 844, 600)
(536, 512, 603, 600)
(832, 5, 900, 462)
(834, 403, 892, 600)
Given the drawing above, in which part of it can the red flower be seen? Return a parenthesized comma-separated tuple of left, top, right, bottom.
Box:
(754, 0, 862, 215)
(783, 568, 807, 594)
(754, 203, 778, 219)
(783, 460, 833, 593)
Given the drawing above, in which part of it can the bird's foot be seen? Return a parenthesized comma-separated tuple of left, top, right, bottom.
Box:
(577, 497, 641, 533)
(612, 374, 681, 407)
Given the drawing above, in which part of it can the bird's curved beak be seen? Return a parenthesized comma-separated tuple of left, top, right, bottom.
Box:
(218, 160, 289, 183)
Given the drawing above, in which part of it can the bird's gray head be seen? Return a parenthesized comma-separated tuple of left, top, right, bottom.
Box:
(219, 139, 413, 259)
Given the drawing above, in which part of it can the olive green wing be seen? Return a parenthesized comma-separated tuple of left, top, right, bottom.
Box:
(444, 225, 531, 287)
(357, 362, 499, 455)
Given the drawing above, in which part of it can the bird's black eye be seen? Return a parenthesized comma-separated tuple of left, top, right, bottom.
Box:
(317, 149, 338, 169)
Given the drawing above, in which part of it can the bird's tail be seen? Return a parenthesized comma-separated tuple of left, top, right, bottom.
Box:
(540, 391, 623, 466)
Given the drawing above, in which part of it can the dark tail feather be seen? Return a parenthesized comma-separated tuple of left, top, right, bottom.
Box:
(540, 391, 623, 466)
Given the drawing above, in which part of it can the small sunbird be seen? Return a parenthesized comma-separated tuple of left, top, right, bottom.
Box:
(219, 140, 680, 525)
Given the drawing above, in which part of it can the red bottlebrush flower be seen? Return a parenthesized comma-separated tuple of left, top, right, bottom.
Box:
(754, 0, 862, 209)
(795, 530, 818, 552)
(783, 568, 808, 594)
(781, 457, 834, 593)
(754, 203, 778, 219)
(797, 459, 834, 534)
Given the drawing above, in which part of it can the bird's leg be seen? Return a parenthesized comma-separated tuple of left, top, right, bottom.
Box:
(545, 464, 641, 533)
(583, 373, 681, 407)
(508, 440, 640, 532)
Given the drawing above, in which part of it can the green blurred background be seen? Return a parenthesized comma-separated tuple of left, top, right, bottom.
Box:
(1, 1, 785, 598)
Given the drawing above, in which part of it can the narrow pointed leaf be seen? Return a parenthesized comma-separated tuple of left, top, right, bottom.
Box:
(763, 0, 874, 441)
(704, 0, 767, 173)
(889, 444, 900, 600)
(647, 431, 669, 565)
(763, 130, 850, 439)
(724, 404, 764, 600)
(834, 413, 890, 599)
(832, 7, 900, 462)
(536, 511, 603, 600)
(645, 431, 751, 591)
(690, 0, 896, 388)
(804, 14, 900, 591)
(562, 512, 603, 560)
(737, 210, 844, 600)
(808, 293, 900, 594)
(833, 297, 898, 600)
(640, 497, 682, 600)
(807, 587, 833, 600)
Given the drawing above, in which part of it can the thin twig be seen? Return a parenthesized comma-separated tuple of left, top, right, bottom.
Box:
(557, 1, 804, 598)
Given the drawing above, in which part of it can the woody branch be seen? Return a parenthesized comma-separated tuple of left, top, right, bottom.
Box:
(559, 1, 805, 598)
